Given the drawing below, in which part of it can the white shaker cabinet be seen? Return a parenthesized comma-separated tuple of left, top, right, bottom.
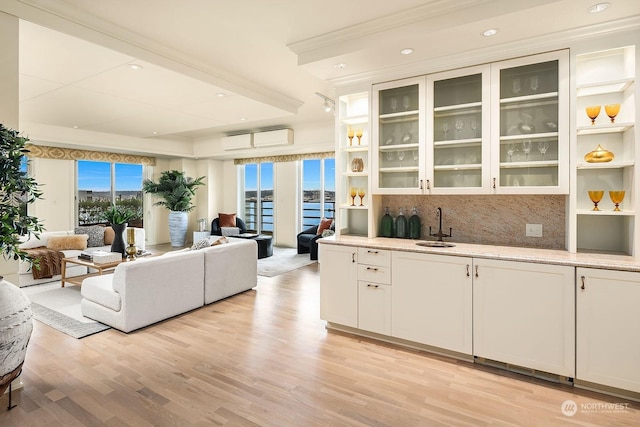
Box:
(319, 244, 358, 327)
(473, 259, 575, 377)
(391, 251, 472, 355)
(357, 248, 392, 335)
(576, 267, 640, 393)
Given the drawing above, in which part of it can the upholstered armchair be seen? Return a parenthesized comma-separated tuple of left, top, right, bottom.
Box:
(211, 216, 247, 236)
(296, 219, 334, 261)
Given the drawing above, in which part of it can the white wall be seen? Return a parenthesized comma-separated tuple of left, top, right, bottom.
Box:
(30, 158, 75, 231)
(274, 161, 300, 247)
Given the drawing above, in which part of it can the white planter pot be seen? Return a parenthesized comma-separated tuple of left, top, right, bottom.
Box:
(0, 278, 33, 395)
(168, 211, 188, 247)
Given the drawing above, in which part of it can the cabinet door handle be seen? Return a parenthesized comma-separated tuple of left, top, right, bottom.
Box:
(419, 179, 423, 190)
(492, 178, 496, 189)
(580, 275, 585, 290)
(475, 265, 479, 278)
(367, 284, 379, 288)
(466, 264, 470, 277)
(426, 179, 431, 190)
(352, 252, 355, 263)
(366, 267, 379, 272)
(367, 250, 379, 254)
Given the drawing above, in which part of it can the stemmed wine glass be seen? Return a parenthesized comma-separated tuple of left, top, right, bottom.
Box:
(506, 143, 516, 162)
(402, 95, 410, 110)
(355, 129, 363, 145)
(397, 150, 405, 163)
(347, 128, 354, 146)
(512, 78, 521, 96)
(522, 140, 532, 161)
(455, 119, 464, 138)
(537, 140, 549, 160)
(389, 97, 398, 112)
(470, 120, 478, 138)
(349, 187, 357, 206)
(358, 188, 365, 206)
(530, 75, 539, 94)
(441, 122, 449, 140)
(605, 104, 620, 123)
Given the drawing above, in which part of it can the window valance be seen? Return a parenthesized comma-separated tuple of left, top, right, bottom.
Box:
(24, 144, 156, 166)
(234, 151, 334, 165)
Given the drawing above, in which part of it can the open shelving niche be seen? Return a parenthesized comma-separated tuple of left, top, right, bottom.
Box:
(336, 91, 372, 237)
(573, 45, 637, 255)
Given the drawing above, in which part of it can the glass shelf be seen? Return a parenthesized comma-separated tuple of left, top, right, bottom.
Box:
(434, 164, 482, 171)
(577, 161, 634, 170)
(379, 111, 419, 122)
(433, 101, 482, 112)
(339, 204, 368, 210)
(379, 166, 420, 173)
(379, 143, 419, 151)
(500, 160, 559, 169)
(500, 92, 559, 104)
(500, 132, 558, 141)
(576, 78, 634, 97)
(434, 138, 481, 147)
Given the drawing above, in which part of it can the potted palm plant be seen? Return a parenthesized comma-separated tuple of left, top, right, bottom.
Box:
(103, 204, 136, 256)
(142, 170, 205, 246)
(0, 124, 43, 400)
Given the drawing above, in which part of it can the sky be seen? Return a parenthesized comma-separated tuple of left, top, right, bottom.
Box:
(77, 161, 142, 192)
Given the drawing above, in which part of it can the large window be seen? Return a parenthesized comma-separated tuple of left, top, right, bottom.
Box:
(301, 158, 335, 229)
(77, 161, 143, 226)
(242, 162, 274, 235)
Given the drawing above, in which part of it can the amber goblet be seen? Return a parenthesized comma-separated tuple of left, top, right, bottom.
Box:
(585, 105, 601, 125)
(604, 104, 620, 123)
(609, 190, 625, 212)
(349, 187, 357, 206)
(347, 128, 354, 146)
(358, 187, 365, 206)
(588, 190, 604, 211)
(355, 129, 363, 145)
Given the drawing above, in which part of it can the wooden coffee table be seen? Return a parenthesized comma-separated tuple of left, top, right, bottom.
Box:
(60, 256, 123, 287)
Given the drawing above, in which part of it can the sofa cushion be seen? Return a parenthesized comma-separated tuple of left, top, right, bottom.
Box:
(47, 235, 88, 251)
(19, 230, 70, 250)
(75, 225, 106, 247)
(104, 227, 115, 245)
(81, 275, 122, 311)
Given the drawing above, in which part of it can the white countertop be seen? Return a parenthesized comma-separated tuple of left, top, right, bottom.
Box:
(319, 235, 640, 273)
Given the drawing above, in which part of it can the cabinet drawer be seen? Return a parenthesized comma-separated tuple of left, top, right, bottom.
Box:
(358, 264, 391, 284)
(357, 247, 391, 267)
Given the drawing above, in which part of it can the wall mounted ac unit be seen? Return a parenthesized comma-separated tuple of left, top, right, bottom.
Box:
(222, 134, 253, 150)
(253, 129, 293, 147)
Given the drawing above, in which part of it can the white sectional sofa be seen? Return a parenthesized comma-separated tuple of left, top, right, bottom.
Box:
(17, 228, 145, 287)
(80, 236, 257, 333)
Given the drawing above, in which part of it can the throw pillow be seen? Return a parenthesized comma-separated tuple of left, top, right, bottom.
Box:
(211, 236, 229, 246)
(321, 229, 335, 238)
(316, 218, 333, 235)
(218, 213, 236, 228)
(220, 227, 240, 237)
(191, 238, 211, 250)
(47, 235, 88, 251)
(74, 225, 105, 247)
(104, 226, 115, 245)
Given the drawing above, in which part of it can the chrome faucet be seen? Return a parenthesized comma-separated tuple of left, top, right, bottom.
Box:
(429, 207, 452, 242)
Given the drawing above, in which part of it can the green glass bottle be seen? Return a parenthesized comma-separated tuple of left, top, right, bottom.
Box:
(395, 207, 408, 238)
(408, 206, 421, 239)
(380, 207, 394, 237)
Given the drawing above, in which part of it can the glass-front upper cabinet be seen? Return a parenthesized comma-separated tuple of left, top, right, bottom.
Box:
(426, 65, 491, 194)
(490, 50, 569, 194)
(372, 77, 425, 194)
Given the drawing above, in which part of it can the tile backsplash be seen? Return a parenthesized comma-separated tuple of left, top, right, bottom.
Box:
(379, 194, 566, 249)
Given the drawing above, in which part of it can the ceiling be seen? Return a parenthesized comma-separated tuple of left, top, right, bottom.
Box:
(5, 0, 640, 142)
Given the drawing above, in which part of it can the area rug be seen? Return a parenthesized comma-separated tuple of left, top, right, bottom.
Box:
(22, 282, 110, 338)
(257, 246, 316, 277)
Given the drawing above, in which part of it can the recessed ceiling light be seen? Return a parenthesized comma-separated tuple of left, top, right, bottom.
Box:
(73, 125, 79, 129)
(129, 64, 143, 70)
(240, 117, 247, 121)
(152, 131, 158, 135)
(400, 48, 413, 55)
(589, 2, 611, 13)
(482, 28, 498, 37)
(334, 63, 347, 69)
(216, 92, 226, 97)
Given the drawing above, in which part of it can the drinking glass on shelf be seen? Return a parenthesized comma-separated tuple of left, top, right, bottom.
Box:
(412, 150, 419, 161)
(470, 120, 478, 137)
(389, 97, 398, 112)
(402, 95, 410, 110)
(385, 151, 395, 161)
(349, 187, 357, 206)
(355, 128, 363, 145)
(537, 140, 549, 160)
(455, 119, 464, 138)
(605, 104, 620, 123)
(522, 139, 532, 161)
(585, 105, 601, 125)
(397, 151, 405, 162)
(588, 190, 604, 211)
(529, 75, 539, 94)
(358, 188, 365, 206)
(512, 78, 521, 96)
(506, 143, 516, 162)
(347, 128, 354, 146)
(609, 190, 625, 212)
(441, 122, 449, 140)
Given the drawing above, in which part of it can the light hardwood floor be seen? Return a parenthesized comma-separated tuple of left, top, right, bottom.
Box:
(1, 263, 638, 426)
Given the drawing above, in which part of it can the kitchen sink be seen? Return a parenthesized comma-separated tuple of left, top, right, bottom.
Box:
(416, 241, 455, 248)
